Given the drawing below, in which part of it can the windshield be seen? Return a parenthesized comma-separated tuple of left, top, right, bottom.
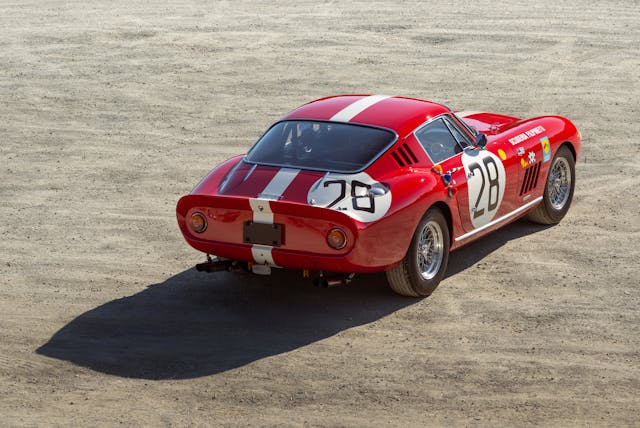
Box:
(244, 120, 396, 173)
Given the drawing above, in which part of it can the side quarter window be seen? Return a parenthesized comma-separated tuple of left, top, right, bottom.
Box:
(444, 115, 472, 148)
(414, 117, 465, 164)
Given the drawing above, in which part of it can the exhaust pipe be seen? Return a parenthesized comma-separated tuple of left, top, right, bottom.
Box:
(312, 273, 355, 288)
(195, 258, 233, 273)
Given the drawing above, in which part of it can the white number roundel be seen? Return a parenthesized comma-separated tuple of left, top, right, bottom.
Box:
(307, 172, 392, 222)
(461, 150, 506, 228)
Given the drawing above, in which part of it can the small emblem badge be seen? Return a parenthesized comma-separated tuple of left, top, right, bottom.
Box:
(540, 136, 551, 162)
(528, 151, 536, 164)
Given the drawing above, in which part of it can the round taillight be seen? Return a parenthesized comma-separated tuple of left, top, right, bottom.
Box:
(327, 228, 347, 250)
(189, 212, 207, 233)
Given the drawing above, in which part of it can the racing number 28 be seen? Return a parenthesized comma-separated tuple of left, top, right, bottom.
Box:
(323, 179, 375, 213)
(468, 157, 500, 218)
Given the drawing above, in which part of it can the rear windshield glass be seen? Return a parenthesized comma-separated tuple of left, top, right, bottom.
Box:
(244, 120, 396, 173)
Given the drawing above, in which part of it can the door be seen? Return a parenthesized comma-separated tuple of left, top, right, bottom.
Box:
(414, 114, 512, 234)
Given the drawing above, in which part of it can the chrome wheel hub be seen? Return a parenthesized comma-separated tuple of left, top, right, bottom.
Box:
(548, 156, 571, 210)
(416, 221, 444, 280)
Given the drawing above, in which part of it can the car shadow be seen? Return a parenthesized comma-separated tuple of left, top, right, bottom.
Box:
(37, 219, 550, 380)
(446, 218, 552, 276)
(36, 268, 414, 380)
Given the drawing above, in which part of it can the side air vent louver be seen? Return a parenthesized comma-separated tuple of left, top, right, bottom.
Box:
(520, 162, 541, 195)
(391, 143, 419, 167)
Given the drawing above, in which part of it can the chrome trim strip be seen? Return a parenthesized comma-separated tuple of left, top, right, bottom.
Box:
(242, 163, 257, 182)
(412, 113, 471, 165)
(454, 197, 543, 242)
(330, 95, 391, 122)
(452, 112, 480, 137)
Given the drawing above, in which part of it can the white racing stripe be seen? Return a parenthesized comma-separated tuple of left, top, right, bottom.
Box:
(249, 198, 273, 224)
(330, 95, 391, 122)
(251, 245, 277, 266)
(258, 168, 300, 200)
(249, 168, 300, 267)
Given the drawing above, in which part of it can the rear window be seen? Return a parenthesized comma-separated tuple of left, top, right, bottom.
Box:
(244, 120, 396, 173)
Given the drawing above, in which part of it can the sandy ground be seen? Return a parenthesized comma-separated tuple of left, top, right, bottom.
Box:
(1, 0, 639, 426)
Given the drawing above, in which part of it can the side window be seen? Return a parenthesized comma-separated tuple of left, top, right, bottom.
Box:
(414, 118, 464, 164)
(443, 116, 471, 147)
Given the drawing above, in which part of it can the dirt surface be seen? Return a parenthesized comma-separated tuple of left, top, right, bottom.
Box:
(1, 0, 639, 426)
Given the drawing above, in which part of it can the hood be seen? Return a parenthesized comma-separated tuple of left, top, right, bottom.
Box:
(456, 111, 523, 135)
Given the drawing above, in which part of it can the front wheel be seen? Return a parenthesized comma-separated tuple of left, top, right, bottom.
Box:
(386, 208, 450, 297)
(528, 145, 575, 225)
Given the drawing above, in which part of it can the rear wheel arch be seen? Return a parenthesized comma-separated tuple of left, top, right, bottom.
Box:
(386, 203, 452, 297)
(431, 201, 453, 246)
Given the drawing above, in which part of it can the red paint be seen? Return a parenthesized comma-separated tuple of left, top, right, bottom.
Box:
(177, 95, 581, 273)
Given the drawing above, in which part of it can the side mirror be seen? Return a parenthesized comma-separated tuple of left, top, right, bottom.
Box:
(475, 133, 488, 149)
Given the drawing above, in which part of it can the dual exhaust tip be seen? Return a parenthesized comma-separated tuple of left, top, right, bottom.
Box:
(195, 259, 354, 288)
(195, 259, 232, 272)
(312, 273, 355, 288)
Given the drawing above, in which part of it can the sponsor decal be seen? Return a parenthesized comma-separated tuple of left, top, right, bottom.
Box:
(508, 125, 546, 145)
(517, 147, 525, 156)
(528, 151, 536, 164)
(520, 151, 536, 168)
(540, 136, 551, 162)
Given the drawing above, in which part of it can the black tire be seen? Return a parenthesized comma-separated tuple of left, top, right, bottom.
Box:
(385, 208, 450, 297)
(528, 145, 575, 225)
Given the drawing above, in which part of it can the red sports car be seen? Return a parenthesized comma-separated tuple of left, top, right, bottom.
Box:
(177, 95, 580, 297)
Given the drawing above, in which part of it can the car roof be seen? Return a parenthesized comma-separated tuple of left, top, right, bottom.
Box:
(283, 95, 451, 137)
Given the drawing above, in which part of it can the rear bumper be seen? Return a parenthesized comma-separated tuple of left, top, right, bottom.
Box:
(177, 194, 406, 273)
(180, 237, 392, 273)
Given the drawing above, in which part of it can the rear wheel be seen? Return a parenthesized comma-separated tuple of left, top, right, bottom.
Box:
(386, 208, 450, 297)
(528, 145, 575, 225)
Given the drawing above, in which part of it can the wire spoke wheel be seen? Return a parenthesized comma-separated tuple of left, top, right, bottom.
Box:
(416, 221, 444, 280)
(386, 208, 450, 297)
(548, 156, 571, 210)
(527, 145, 575, 225)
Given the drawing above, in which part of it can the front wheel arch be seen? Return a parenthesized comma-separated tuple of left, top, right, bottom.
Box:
(560, 141, 577, 163)
(528, 144, 576, 225)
